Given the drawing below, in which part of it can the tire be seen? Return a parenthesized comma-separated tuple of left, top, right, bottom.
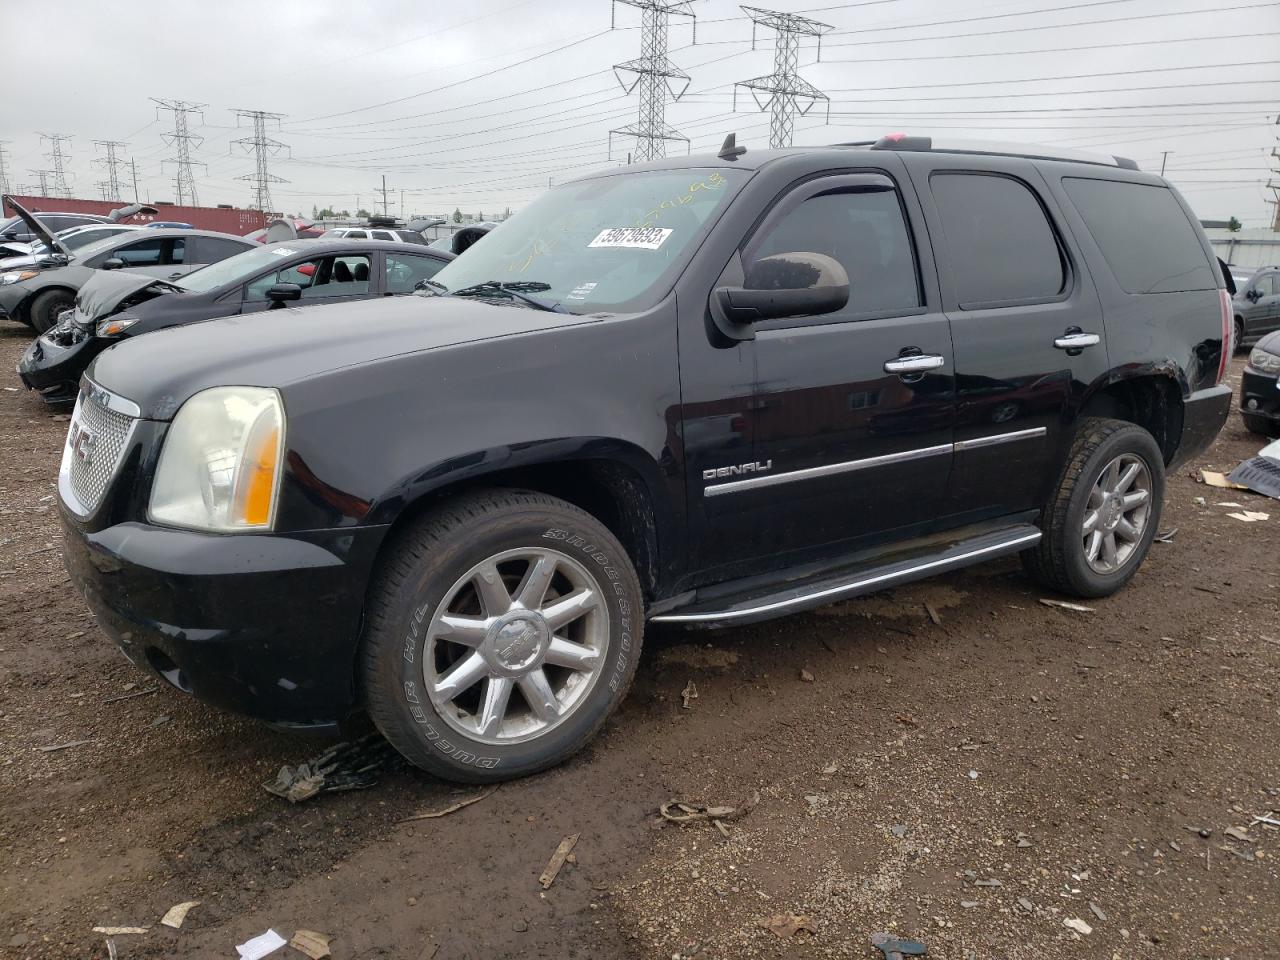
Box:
(29, 288, 75, 334)
(1242, 412, 1280, 437)
(1234, 316, 1245, 353)
(361, 489, 644, 783)
(1023, 418, 1165, 599)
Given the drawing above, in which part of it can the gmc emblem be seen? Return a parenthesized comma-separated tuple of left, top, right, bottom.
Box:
(68, 421, 97, 465)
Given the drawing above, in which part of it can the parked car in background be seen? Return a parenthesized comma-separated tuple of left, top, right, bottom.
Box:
(1228, 263, 1257, 293)
(0, 209, 111, 251)
(1231, 265, 1280, 349)
(18, 237, 454, 403)
(1241, 329, 1280, 435)
(58, 136, 1231, 783)
(321, 226, 429, 245)
(145, 221, 193, 230)
(0, 204, 254, 331)
(0, 223, 142, 271)
(427, 221, 496, 255)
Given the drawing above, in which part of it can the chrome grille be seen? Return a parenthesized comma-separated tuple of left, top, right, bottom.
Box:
(63, 387, 136, 516)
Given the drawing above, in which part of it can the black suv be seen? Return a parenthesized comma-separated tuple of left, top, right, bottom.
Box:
(58, 136, 1231, 782)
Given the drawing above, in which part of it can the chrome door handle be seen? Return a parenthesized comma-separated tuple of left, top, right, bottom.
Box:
(884, 354, 945, 374)
(1053, 332, 1100, 350)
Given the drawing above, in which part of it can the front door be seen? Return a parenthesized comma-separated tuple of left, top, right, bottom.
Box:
(903, 154, 1110, 521)
(693, 166, 956, 572)
(1245, 270, 1280, 340)
(240, 252, 375, 314)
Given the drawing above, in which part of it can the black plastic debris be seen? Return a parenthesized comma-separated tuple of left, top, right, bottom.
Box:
(264, 734, 402, 803)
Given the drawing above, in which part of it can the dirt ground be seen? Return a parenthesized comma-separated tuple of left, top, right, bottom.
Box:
(1, 322, 1277, 960)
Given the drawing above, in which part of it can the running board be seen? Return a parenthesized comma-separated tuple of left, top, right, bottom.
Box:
(649, 524, 1042, 627)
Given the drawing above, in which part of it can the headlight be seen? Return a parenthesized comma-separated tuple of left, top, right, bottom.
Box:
(0, 270, 38, 285)
(97, 316, 140, 338)
(149, 386, 285, 531)
(1249, 348, 1280, 375)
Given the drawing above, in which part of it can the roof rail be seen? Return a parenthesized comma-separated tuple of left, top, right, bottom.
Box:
(837, 133, 1141, 171)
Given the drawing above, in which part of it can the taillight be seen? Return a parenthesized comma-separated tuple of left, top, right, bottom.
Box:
(1217, 289, 1232, 385)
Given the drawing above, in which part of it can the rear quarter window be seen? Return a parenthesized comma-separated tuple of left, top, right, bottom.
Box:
(1062, 178, 1214, 294)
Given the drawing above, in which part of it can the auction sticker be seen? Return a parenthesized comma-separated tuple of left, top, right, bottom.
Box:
(588, 227, 673, 250)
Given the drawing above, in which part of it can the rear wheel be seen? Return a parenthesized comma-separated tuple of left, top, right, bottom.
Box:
(361, 489, 643, 783)
(29, 288, 75, 334)
(1024, 418, 1165, 598)
(1234, 316, 1245, 352)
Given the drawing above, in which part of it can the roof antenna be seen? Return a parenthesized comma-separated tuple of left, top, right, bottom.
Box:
(718, 133, 747, 161)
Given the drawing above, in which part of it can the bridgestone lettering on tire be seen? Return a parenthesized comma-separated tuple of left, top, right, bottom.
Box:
(361, 489, 643, 783)
(1023, 417, 1165, 599)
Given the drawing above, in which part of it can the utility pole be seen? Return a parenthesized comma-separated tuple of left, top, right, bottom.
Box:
(733, 6, 832, 148)
(0, 141, 11, 196)
(93, 139, 129, 201)
(609, 0, 698, 161)
(131, 158, 140, 203)
(230, 109, 289, 214)
(1270, 115, 1279, 231)
(1160, 150, 1171, 176)
(152, 98, 207, 206)
(27, 169, 51, 197)
(379, 174, 391, 217)
(38, 133, 75, 198)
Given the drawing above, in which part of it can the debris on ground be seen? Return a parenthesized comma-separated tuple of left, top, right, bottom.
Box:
(1063, 917, 1093, 935)
(158, 900, 200, 929)
(1227, 439, 1280, 498)
(1039, 599, 1095, 613)
(895, 713, 920, 728)
(91, 926, 148, 935)
(38, 739, 95, 753)
(1153, 528, 1178, 543)
(235, 928, 287, 959)
(681, 679, 698, 709)
(1200, 469, 1247, 490)
(1226, 510, 1269, 522)
(397, 785, 499, 823)
(659, 794, 757, 828)
(263, 734, 400, 803)
(289, 929, 333, 959)
(760, 912, 818, 939)
(1088, 901, 1107, 922)
(101, 688, 155, 704)
(1224, 826, 1250, 842)
(870, 931, 927, 958)
(539, 834, 580, 889)
(799, 668, 815, 682)
(924, 602, 942, 625)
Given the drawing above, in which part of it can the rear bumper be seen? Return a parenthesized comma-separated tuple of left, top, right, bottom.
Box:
(60, 512, 389, 729)
(17, 332, 100, 399)
(1169, 384, 1231, 470)
(1240, 364, 1280, 424)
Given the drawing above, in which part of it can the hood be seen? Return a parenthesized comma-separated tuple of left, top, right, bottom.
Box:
(105, 202, 159, 224)
(1, 195, 71, 258)
(89, 294, 599, 419)
(1254, 329, 1280, 358)
(73, 269, 183, 325)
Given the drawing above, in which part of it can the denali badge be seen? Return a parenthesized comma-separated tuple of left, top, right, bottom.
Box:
(68, 421, 97, 465)
(703, 460, 772, 480)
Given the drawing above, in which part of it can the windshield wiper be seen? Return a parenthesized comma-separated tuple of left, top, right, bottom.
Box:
(415, 278, 448, 294)
(449, 280, 565, 313)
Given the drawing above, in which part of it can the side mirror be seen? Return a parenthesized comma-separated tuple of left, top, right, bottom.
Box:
(101, 258, 126, 271)
(1, 229, 20, 240)
(266, 282, 303, 304)
(713, 252, 850, 326)
(1246, 288, 1261, 302)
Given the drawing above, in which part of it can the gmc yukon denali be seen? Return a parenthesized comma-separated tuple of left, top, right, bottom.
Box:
(57, 135, 1232, 782)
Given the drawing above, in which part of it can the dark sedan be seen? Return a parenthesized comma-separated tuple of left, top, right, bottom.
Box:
(18, 237, 454, 403)
(1241, 328, 1280, 436)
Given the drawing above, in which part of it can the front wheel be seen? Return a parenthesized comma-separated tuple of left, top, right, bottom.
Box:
(29, 288, 75, 334)
(1024, 418, 1165, 598)
(361, 489, 643, 783)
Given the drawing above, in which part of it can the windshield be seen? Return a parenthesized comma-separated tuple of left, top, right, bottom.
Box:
(426, 168, 747, 312)
(174, 243, 315, 293)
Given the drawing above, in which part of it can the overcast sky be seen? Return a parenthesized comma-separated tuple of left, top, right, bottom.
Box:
(2, 0, 1277, 224)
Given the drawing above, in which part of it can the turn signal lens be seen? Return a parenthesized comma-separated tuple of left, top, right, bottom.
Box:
(97, 316, 140, 338)
(232, 423, 280, 527)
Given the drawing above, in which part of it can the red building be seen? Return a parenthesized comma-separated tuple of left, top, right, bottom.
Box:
(2, 195, 271, 237)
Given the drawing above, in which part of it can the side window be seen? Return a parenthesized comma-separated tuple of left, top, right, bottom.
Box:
(112, 238, 166, 266)
(1061, 178, 1214, 294)
(371, 230, 396, 241)
(197, 237, 251, 264)
(748, 185, 922, 318)
(245, 255, 372, 302)
(385, 253, 446, 294)
(167, 238, 186, 264)
(930, 172, 1065, 308)
(1257, 274, 1276, 296)
(345, 229, 367, 239)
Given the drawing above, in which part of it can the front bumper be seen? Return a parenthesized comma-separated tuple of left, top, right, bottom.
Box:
(0, 283, 28, 324)
(1240, 363, 1280, 425)
(1169, 383, 1232, 470)
(17, 330, 101, 400)
(61, 511, 389, 729)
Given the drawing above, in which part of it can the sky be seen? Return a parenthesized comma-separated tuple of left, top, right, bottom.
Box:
(2, 0, 1277, 225)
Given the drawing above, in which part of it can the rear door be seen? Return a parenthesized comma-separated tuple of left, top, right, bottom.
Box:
(903, 153, 1109, 522)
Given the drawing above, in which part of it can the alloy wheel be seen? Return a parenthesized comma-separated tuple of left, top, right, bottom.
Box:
(1081, 453, 1152, 574)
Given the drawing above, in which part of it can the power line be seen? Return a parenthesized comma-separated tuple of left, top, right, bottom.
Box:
(38, 133, 73, 199)
(733, 6, 832, 147)
(230, 109, 289, 213)
(152, 99, 206, 206)
(92, 140, 129, 201)
(610, 0, 699, 161)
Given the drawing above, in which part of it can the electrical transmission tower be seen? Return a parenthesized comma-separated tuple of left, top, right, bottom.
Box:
(27, 169, 51, 197)
(609, 0, 698, 162)
(231, 109, 289, 213)
(152, 98, 206, 206)
(39, 133, 75, 198)
(1269, 116, 1279, 231)
(733, 6, 832, 149)
(0, 141, 11, 195)
(93, 139, 129, 201)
